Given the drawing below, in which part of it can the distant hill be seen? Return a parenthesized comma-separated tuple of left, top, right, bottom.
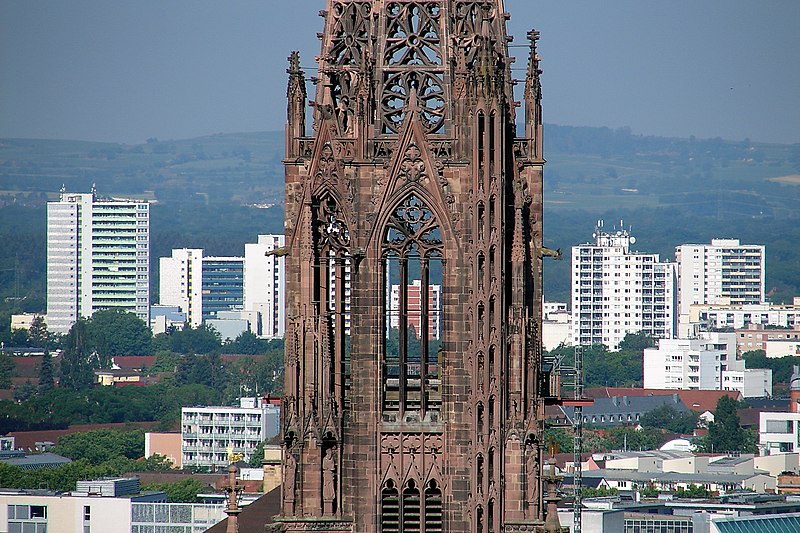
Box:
(1, 125, 798, 327)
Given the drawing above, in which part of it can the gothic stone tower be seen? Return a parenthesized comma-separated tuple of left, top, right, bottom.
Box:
(279, 1, 549, 532)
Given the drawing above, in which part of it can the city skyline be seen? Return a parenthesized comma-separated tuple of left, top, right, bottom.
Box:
(1, 1, 799, 145)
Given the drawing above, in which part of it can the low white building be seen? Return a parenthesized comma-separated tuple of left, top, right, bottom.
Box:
(181, 397, 280, 470)
(0, 478, 225, 533)
(542, 302, 572, 351)
(759, 412, 800, 455)
(644, 332, 771, 397)
(686, 297, 800, 336)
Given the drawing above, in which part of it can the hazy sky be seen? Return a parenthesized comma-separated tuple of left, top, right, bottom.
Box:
(1, 1, 798, 145)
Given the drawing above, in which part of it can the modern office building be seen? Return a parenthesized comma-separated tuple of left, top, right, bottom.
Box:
(200, 257, 244, 321)
(676, 239, 766, 337)
(180, 397, 280, 470)
(243, 234, 286, 338)
(159, 251, 245, 327)
(571, 221, 676, 349)
(46, 188, 149, 334)
(160, 236, 286, 337)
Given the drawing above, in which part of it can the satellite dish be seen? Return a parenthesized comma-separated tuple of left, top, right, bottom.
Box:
(630, 237, 636, 244)
(592, 233, 597, 239)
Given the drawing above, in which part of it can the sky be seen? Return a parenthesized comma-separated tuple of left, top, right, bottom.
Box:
(1, 0, 798, 145)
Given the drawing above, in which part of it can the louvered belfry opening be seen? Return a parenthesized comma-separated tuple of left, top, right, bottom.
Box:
(280, 1, 550, 531)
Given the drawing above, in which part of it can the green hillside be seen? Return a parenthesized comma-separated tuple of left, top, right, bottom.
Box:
(1, 125, 799, 332)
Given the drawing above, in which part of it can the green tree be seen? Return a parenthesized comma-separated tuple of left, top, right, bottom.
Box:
(606, 427, 663, 451)
(225, 331, 266, 355)
(27, 315, 50, 348)
(170, 324, 221, 355)
(640, 484, 660, 498)
(143, 478, 208, 503)
(617, 332, 656, 353)
(38, 350, 55, 392)
(640, 405, 698, 434)
(88, 309, 153, 358)
(59, 320, 98, 390)
(582, 486, 618, 498)
(56, 429, 145, 465)
(0, 354, 14, 388)
(13, 379, 36, 401)
(674, 484, 712, 498)
(248, 441, 265, 467)
(700, 396, 757, 453)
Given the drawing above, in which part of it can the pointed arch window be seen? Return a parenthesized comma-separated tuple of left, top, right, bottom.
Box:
(381, 479, 441, 533)
(382, 194, 443, 417)
(312, 191, 351, 411)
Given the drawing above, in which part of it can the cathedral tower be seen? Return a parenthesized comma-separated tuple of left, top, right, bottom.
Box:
(279, 2, 550, 531)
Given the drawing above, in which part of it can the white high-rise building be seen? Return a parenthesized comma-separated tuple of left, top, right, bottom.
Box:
(571, 221, 676, 350)
(675, 239, 765, 337)
(159, 235, 286, 337)
(244, 234, 286, 338)
(159, 249, 205, 328)
(47, 189, 150, 333)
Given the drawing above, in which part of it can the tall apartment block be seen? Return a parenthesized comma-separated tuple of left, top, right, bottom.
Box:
(160, 234, 285, 336)
(676, 239, 765, 337)
(389, 280, 442, 340)
(47, 189, 149, 333)
(244, 234, 286, 338)
(572, 222, 676, 349)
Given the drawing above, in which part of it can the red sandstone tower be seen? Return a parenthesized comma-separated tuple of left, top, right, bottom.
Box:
(277, 2, 552, 531)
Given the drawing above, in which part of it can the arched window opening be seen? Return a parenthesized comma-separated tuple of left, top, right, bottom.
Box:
(488, 447, 495, 483)
(477, 352, 485, 389)
(477, 303, 485, 341)
(488, 246, 496, 285)
(382, 194, 444, 416)
(488, 395, 495, 430)
(488, 297, 495, 334)
(488, 196, 496, 236)
(312, 192, 351, 411)
(488, 112, 496, 178)
(477, 253, 485, 292)
(477, 402, 485, 437)
(424, 480, 443, 533)
(488, 345, 496, 383)
(402, 480, 421, 533)
(477, 453, 484, 491)
(476, 505, 484, 533)
(488, 499, 495, 532)
(477, 112, 485, 177)
(381, 480, 400, 533)
(477, 202, 485, 242)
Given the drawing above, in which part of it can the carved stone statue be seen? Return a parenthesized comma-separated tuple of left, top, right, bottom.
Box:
(322, 447, 337, 515)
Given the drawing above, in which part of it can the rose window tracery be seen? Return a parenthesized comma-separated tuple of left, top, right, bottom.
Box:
(328, 1, 372, 66)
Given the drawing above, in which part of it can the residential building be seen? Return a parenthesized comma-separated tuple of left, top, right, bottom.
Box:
(181, 397, 280, 470)
(760, 412, 800, 454)
(46, 188, 150, 333)
(676, 239, 766, 337)
(555, 394, 691, 428)
(542, 302, 572, 350)
(687, 297, 800, 336)
(243, 234, 286, 338)
(201, 257, 245, 321)
(571, 221, 676, 349)
(643, 332, 772, 397)
(389, 280, 442, 340)
(159, 248, 204, 327)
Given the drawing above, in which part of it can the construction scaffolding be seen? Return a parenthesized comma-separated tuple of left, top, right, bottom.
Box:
(547, 344, 592, 533)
